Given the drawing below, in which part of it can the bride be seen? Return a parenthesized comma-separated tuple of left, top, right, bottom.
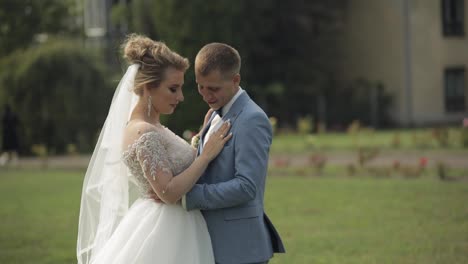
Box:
(76, 34, 232, 264)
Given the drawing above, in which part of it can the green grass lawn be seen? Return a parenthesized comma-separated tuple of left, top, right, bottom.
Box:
(267, 176, 468, 264)
(0, 169, 83, 264)
(1, 169, 467, 264)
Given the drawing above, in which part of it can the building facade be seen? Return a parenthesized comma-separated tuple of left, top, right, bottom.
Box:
(341, 0, 468, 126)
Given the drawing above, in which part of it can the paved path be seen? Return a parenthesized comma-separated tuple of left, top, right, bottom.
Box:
(2, 151, 467, 170)
(272, 151, 468, 169)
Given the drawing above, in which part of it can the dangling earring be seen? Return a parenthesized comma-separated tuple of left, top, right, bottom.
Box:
(147, 96, 152, 117)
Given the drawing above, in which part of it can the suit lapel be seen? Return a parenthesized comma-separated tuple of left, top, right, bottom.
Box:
(221, 91, 250, 125)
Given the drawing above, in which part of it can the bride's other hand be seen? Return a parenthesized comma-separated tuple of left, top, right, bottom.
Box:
(201, 121, 232, 162)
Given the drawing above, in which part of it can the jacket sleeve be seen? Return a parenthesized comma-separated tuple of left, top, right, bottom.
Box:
(185, 112, 272, 210)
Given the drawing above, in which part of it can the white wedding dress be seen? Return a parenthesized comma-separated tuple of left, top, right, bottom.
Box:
(89, 125, 215, 264)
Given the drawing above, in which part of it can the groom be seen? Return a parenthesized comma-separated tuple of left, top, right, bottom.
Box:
(182, 43, 285, 264)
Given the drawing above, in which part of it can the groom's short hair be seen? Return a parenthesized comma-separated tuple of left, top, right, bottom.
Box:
(195, 43, 241, 78)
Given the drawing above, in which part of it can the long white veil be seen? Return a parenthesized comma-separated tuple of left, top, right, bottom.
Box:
(77, 64, 140, 264)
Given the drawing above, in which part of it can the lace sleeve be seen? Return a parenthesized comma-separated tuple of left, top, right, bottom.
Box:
(135, 131, 172, 190)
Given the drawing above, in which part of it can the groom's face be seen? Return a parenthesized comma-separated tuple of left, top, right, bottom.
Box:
(196, 70, 240, 110)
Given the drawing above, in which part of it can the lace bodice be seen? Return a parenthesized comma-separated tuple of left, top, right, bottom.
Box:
(122, 126, 196, 198)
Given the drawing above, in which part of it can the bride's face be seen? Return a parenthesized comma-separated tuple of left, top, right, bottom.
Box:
(149, 68, 185, 115)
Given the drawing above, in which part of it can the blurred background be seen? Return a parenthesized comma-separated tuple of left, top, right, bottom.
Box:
(1, 0, 468, 155)
(0, 0, 467, 263)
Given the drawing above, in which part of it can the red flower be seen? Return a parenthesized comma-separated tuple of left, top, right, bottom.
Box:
(419, 157, 428, 167)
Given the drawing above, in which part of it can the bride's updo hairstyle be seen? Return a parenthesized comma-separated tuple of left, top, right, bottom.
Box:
(122, 34, 189, 96)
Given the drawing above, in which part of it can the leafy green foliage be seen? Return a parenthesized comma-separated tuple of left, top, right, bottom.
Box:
(121, 0, 354, 132)
(0, 38, 112, 154)
(0, 0, 80, 58)
(325, 79, 394, 128)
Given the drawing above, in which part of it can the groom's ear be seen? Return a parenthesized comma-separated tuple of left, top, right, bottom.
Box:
(232, 73, 241, 86)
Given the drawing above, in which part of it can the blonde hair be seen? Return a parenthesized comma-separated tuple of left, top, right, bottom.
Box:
(122, 34, 189, 95)
(195, 42, 241, 78)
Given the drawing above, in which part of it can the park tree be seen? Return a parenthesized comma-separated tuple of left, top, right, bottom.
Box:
(0, 0, 81, 58)
(0, 38, 112, 154)
(111, 0, 348, 131)
(0, 1, 119, 154)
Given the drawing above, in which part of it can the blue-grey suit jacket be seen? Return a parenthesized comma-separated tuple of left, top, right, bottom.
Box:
(185, 92, 285, 264)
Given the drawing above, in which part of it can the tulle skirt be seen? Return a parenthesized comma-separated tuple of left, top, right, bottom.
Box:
(90, 198, 215, 264)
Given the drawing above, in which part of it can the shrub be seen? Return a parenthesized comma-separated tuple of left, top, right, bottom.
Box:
(297, 115, 313, 135)
(0, 38, 112, 154)
(462, 118, 468, 148)
(432, 127, 449, 147)
(327, 79, 393, 129)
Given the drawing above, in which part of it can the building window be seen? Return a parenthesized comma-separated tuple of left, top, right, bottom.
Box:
(442, 0, 465, 36)
(444, 67, 466, 112)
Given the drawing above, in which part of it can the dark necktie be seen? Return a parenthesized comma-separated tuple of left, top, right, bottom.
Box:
(215, 107, 223, 117)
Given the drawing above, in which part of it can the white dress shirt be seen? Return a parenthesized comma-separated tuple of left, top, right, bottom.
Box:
(203, 87, 244, 146)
